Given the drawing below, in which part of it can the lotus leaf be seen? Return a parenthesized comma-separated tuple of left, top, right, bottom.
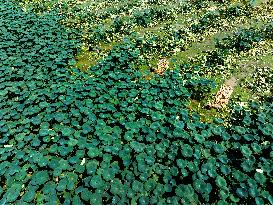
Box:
(216, 176, 227, 188)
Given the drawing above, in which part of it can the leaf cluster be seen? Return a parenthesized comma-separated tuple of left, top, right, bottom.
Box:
(0, 1, 273, 205)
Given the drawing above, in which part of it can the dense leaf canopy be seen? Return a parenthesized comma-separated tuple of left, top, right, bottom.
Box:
(0, 0, 273, 204)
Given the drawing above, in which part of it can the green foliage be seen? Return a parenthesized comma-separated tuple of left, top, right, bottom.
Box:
(216, 22, 273, 52)
(0, 0, 273, 204)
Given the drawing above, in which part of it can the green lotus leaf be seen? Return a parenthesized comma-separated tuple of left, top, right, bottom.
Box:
(233, 170, 247, 182)
(37, 157, 48, 167)
(220, 165, 231, 175)
(173, 128, 187, 138)
(175, 184, 194, 198)
(90, 193, 102, 205)
(213, 117, 224, 124)
(174, 121, 185, 129)
(43, 182, 56, 195)
(138, 196, 150, 205)
(39, 128, 49, 137)
(193, 179, 206, 193)
(193, 146, 202, 159)
(241, 160, 253, 172)
(102, 125, 112, 134)
(236, 187, 248, 198)
(181, 144, 193, 157)
(247, 178, 257, 187)
(81, 188, 91, 201)
(67, 172, 78, 190)
(257, 113, 266, 123)
(68, 138, 78, 147)
(110, 178, 124, 195)
(204, 183, 212, 195)
(221, 132, 231, 140)
(251, 142, 262, 153)
(30, 116, 42, 125)
(56, 178, 68, 192)
(145, 155, 155, 165)
(243, 115, 252, 126)
(234, 126, 246, 135)
(187, 122, 196, 131)
(207, 167, 217, 177)
(55, 112, 65, 122)
(132, 180, 143, 192)
(31, 171, 49, 185)
(216, 176, 227, 188)
(260, 125, 272, 136)
(62, 127, 74, 136)
(6, 164, 20, 176)
(243, 134, 255, 141)
(219, 189, 230, 200)
(0, 90, 8, 96)
(249, 187, 259, 197)
(5, 183, 22, 202)
(90, 175, 103, 188)
(151, 112, 164, 121)
(140, 107, 150, 114)
(267, 195, 273, 205)
(177, 159, 187, 168)
(68, 155, 80, 164)
(214, 144, 225, 154)
(124, 131, 134, 141)
(240, 145, 252, 157)
(22, 187, 36, 202)
(212, 126, 223, 136)
(31, 138, 41, 146)
(187, 161, 198, 172)
(255, 197, 264, 205)
(144, 179, 156, 192)
(14, 169, 27, 181)
(96, 119, 106, 128)
(72, 195, 82, 204)
(154, 101, 163, 110)
(130, 141, 145, 153)
(218, 155, 229, 164)
(58, 159, 70, 170)
(87, 147, 101, 158)
(82, 123, 92, 134)
(194, 133, 205, 143)
(229, 194, 240, 203)
(217, 200, 229, 205)
(75, 164, 85, 174)
(102, 167, 115, 181)
(150, 122, 161, 130)
(254, 172, 266, 184)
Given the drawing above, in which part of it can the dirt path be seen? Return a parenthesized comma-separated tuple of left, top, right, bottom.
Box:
(209, 39, 273, 108)
(181, 0, 272, 110)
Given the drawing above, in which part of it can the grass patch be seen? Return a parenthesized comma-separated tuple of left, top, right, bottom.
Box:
(74, 47, 98, 71)
(231, 82, 253, 102)
(74, 41, 118, 71)
(188, 99, 231, 124)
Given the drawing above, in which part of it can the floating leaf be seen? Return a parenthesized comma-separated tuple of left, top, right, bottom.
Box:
(90, 175, 103, 189)
(87, 147, 100, 158)
(22, 187, 36, 202)
(31, 171, 49, 185)
(216, 176, 227, 188)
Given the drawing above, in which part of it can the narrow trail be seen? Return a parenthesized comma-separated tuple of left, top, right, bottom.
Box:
(172, 1, 272, 109)
(173, 10, 272, 63)
(207, 77, 237, 109)
(209, 39, 273, 109)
